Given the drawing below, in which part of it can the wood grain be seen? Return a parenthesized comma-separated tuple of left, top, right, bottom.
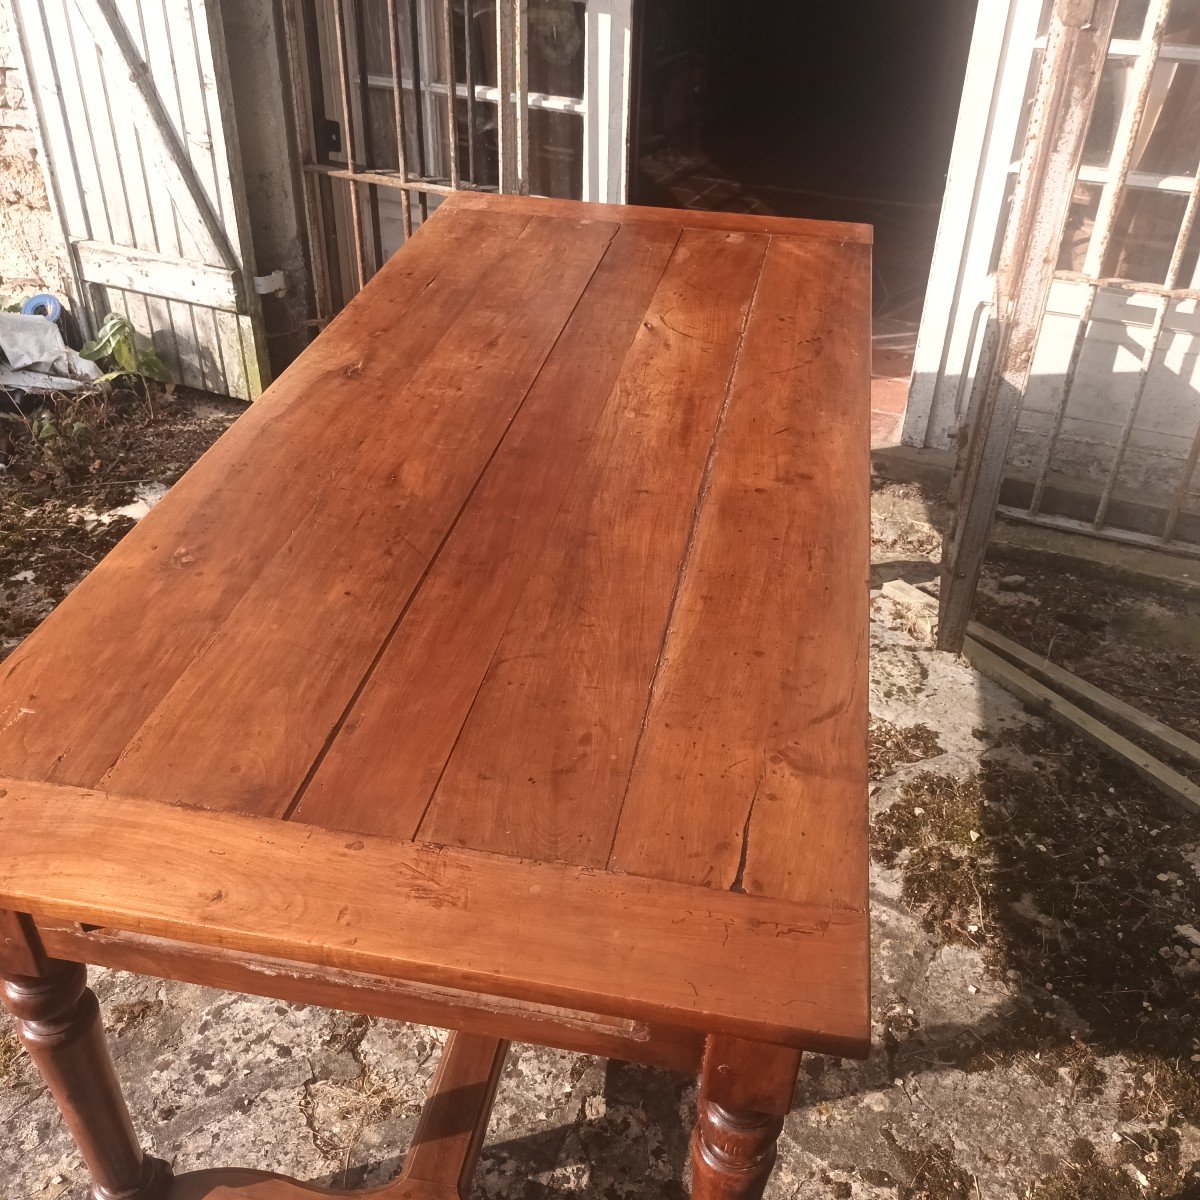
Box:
(417, 227, 768, 864)
(0, 205, 530, 789)
(442, 189, 873, 245)
(0, 778, 869, 1054)
(608, 236, 871, 914)
(293, 220, 681, 836)
(101, 216, 618, 814)
(39, 922, 704, 1071)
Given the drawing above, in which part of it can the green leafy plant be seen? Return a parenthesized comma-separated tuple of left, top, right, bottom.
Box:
(80, 312, 171, 383)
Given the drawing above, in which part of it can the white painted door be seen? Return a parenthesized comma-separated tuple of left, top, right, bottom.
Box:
(908, 0, 1200, 529)
(12, 0, 270, 399)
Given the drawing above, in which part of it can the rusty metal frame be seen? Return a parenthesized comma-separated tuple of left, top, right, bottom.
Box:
(938, 0, 1122, 652)
(1012, 0, 1200, 550)
(286, 0, 534, 314)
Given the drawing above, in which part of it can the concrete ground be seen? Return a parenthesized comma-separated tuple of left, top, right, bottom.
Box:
(3, 477, 1200, 1199)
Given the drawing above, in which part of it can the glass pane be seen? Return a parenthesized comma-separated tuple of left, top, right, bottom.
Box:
(1081, 59, 1128, 168)
(1103, 188, 1188, 282)
(357, 0, 395, 77)
(527, 0, 585, 99)
(528, 107, 582, 198)
(1113, 0, 1150, 40)
(468, 0, 500, 89)
(1165, 0, 1200, 43)
(460, 99, 500, 187)
(1134, 62, 1200, 176)
(1057, 182, 1103, 272)
(1176, 207, 1200, 286)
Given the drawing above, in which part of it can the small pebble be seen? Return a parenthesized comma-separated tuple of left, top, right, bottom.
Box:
(998, 574, 1026, 590)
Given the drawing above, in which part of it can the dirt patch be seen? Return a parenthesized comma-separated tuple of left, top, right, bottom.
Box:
(109, 998, 164, 1037)
(1032, 1131, 1200, 1200)
(873, 723, 1200, 1132)
(869, 719, 944, 781)
(0, 385, 242, 655)
(881, 1128, 978, 1199)
(0, 1029, 21, 1080)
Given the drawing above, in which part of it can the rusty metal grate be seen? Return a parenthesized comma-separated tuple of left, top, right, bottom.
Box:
(283, 0, 612, 322)
(996, 0, 1200, 552)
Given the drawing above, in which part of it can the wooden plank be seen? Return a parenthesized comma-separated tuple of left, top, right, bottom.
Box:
(75, 240, 241, 309)
(962, 639, 1200, 816)
(0, 205, 531, 788)
(973, 626, 1200, 769)
(294, 220, 682, 836)
(417, 226, 768, 865)
(0, 910, 45, 978)
(609, 235, 872, 912)
(101, 215, 618, 814)
(441, 188, 874, 244)
(37, 923, 704, 1071)
(399, 1032, 507, 1195)
(0, 779, 870, 1054)
(883, 579, 1200, 770)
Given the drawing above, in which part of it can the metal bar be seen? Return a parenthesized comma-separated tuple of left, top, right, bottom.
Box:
(1108, 36, 1200, 62)
(463, 0, 478, 182)
(515, 0, 528, 194)
(496, 0, 515, 193)
(350, 0, 385, 276)
(304, 160, 476, 196)
(331, 0, 366, 291)
(282, 0, 334, 319)
(1091, 295, 1168, 528)
(1053, 269, 1200, 302)
(937, 0, 1121, 653)
(385, 0, 413, 239)
(1027, 0, 1171, 518)
(361, 70, 586, 113)
(407, 0, 429, 219)
(952, 299, 993, 423)
(1163, 418, 1200, 542)
(441, 0, 459, 188)
(998, 505, 1200, 556)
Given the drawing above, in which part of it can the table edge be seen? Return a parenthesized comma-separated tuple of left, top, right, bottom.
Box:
(438, 189, 874, 245)
(0, 776, 870, 1057)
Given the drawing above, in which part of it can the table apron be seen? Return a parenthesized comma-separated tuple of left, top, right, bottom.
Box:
(35, 919, 705, 1074)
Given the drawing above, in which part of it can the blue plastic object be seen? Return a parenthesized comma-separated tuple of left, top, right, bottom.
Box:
(21, 293, 63, 321)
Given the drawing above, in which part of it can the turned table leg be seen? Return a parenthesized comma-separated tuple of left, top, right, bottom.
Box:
(690, 1035, 802, 1200)
(0, 913, 168, 1200)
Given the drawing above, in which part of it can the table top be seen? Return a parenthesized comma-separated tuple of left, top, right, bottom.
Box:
(0, 193, 872, 1055)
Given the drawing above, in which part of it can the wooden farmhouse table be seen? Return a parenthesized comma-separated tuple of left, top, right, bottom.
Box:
(0, 193, 871, 1200)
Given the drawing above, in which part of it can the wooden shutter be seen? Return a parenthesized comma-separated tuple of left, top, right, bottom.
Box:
(13, 0, 269, 399)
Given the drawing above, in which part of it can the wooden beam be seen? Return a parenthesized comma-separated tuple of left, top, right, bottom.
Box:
(75, 240, 241, 310)
(883, 580, 1200, 815)
(964, 640, 1200, 816)
(0, 779, 869, 1055)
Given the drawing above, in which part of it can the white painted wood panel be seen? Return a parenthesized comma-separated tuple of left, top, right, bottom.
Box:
(11, 0, 268, 399)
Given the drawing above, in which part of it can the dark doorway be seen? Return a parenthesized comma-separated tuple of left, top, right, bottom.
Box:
(630, 0, 977, 361)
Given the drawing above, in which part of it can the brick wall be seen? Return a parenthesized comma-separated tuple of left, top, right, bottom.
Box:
(0, 0, 69, 300)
